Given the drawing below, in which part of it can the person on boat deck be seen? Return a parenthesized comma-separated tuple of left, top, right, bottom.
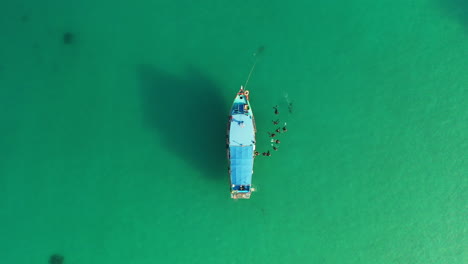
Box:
(268, 132, 276, 137)
(239, 185, 245, 191)
(273, 105, 279, 115)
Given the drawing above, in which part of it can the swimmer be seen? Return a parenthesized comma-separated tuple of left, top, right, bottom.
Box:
(273, 105, 279, 115)
(284, 92, 293, 113)
(271, 139, 281, 144)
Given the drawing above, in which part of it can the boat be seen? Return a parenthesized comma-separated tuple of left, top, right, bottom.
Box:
(227, 86, 257, 199)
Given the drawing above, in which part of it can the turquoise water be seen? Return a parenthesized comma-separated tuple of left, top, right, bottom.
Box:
(1, 0, 467, 263)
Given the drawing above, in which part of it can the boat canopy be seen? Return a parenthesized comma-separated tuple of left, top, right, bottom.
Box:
(229, 145, 254, 186)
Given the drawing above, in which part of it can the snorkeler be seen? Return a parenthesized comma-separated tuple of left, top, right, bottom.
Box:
(271, 139, 280, 144)
(284, 92, 293, 113)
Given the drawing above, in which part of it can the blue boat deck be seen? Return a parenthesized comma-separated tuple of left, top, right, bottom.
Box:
(229, 114, 255, 147)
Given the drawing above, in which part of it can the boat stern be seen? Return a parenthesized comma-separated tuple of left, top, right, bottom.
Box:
(231, 185, 255, 199)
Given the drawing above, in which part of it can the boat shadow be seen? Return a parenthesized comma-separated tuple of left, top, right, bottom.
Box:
(138, 65, 229, 179)
(439, 0, 468, 33)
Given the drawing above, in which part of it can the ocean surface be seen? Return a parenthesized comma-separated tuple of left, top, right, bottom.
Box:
(1, 0, 467, 263)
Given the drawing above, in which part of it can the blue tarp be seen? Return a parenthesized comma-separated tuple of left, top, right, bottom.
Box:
(229, 146, 254, 186)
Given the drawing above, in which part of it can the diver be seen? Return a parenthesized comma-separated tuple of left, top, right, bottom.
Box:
(273, 105, 279, 115)
(268, 132, 276, 138)
(271, 139, 280, 144)
(272, 119, 280, 125)
(282, 122, 287, 132)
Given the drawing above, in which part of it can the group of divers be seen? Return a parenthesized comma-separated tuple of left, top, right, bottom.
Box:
(254, 103, 292, 157)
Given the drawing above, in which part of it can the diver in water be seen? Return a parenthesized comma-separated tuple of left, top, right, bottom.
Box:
(254, 151, 259, 157)
(275, 127, 281, 133)
(272, 144, 278, 151)
(284, 92, 293, 113)
(268, 132, 276, 137)
(282, 122, 287, 132)
(49, 254, 64, 264)
(271, 139, 281, 144)
(273, 105, 279, 115)
(273, 119, 280, 125)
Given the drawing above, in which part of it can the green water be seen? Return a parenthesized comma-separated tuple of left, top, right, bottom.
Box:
(1, 0, 467, 263)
